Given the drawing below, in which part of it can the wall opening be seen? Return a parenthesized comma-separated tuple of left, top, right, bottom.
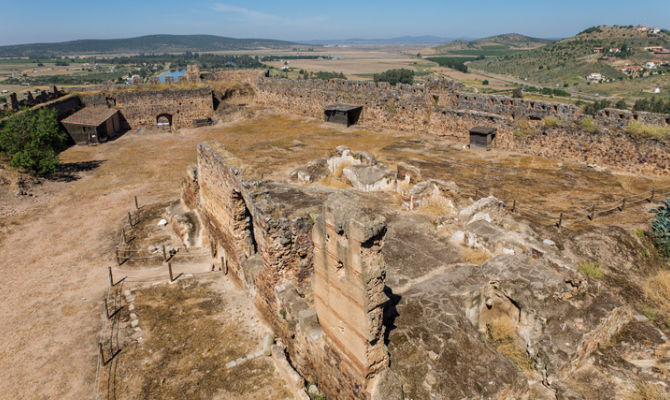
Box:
(156, 113, 173, 128)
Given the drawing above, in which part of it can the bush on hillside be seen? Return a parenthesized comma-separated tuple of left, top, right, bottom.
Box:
(651, 197, 670, 257)
(373, 69, 414, 86)
(633, 98, 670, 114)
(583, 100, 611, 115)
(0, 107, 68, 175)
(311, 71, 346, 80)
(625, 121, 670, 141)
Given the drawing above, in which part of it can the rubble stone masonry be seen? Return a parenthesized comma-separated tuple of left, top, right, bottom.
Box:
(256, 77, 670, 175)
(81, 88, 213, 129)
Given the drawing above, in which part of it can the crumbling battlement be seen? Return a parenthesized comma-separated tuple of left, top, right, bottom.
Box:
(1, 85, 65, 113)
(80, 88, 213, 129)
(256, 77, 670, 175)
(258, 76, 670, 127)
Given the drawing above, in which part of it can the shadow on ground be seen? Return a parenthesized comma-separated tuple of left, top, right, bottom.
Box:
(47, 160, 105, 182)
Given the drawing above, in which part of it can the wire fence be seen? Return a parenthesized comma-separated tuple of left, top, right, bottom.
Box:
(460, 184, 670, 228)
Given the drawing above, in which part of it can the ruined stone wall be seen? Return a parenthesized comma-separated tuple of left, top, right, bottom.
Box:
(81, 88, 213, 129)
(185, 144, 392, 399)
(256, 77, 670, 175)
(195, 144, 258, 285)
(596, 107, 670, 127)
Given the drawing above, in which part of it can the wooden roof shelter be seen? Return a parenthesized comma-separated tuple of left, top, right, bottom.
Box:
(469, 126, 497, 150)
(61, 107, 121, 145)
(324, 104, 363, 127)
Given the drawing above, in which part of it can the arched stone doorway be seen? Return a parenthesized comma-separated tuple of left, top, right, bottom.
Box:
(156, 113, 172, 128)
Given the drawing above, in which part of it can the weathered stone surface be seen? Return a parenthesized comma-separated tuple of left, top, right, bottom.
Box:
(396, 162, 421, 184)
(313, 191, 389, 383)
(289, 158, 329, 183)
(343, 164, 396, 192)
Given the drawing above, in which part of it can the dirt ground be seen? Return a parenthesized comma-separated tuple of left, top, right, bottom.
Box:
(0, 110, 668, 399)
(102, 277, 291, 400)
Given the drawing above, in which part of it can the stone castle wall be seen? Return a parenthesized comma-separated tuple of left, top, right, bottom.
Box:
(256, 77, 670, 175)
(81, 88, 213, 129)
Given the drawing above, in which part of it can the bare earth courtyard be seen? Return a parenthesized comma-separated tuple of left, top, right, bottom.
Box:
(1, 110, 669, 399)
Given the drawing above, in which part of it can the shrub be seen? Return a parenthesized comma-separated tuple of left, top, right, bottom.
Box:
(615, 99, 628, 109)
(373, 69, 414, 86)
(650, 196, 670, 257)
(311, 71, 346, 80)
(579, 117, 597, 133)
(578, 261, 603, 280)
(543, 116, 560, 128)
(0, 107, 68, 175)
(513, 120, 535, 138)
(511, 88, 523, 98)
(625, 121, 670, 141)
(482, 80, 489, 85)
(583, 100, 610, 115)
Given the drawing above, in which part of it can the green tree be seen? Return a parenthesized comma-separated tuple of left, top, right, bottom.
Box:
(511, 88, 523, 98)
(482, 80, 489, 85)
(651, 197, 670, 257)
(373, 69, 415, 86)
(0, 107, 68, 175)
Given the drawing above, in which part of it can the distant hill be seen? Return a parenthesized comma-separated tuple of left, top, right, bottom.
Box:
(435, 33, 554, 52)
(468, 25, 670, 87)
(304, 36, 470, 46)
(0, 35, 302, 57)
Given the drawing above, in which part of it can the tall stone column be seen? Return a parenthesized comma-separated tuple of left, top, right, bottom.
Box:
(313, 192, 389, 387)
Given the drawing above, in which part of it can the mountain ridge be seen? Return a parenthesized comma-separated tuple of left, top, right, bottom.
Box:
(435, 33, 555, 52)
(0, 34, 302, 57)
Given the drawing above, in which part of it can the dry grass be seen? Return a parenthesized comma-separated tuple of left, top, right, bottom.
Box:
(644, 270, 670, 313)
(622, 381, 667, 400)
(416, 193, 455, 217)
(487, 316, 534, 372)
(461, 247, 491, 264)
(513, 120, 536, 138)
(108, 279, 291, 400)
(625, 121, 670, 141)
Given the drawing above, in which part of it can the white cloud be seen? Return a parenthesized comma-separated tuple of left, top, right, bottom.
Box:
(211, 3, 281, 22)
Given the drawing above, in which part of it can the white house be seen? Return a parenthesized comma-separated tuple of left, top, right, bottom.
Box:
(587, 73, 604, 82)
(645, 61, 657, 69)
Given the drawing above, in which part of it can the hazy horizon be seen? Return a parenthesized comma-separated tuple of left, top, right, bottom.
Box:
(1, 0, 668, 46)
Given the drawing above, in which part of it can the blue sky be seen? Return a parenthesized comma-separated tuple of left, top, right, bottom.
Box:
(1, 0, 668, 45)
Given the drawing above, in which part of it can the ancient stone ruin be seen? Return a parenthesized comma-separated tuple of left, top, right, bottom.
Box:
(173, 134, 668, 399)
(256, 76, 670, 175)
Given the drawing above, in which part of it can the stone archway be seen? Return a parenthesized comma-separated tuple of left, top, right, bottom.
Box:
(156, 113, 172, 128)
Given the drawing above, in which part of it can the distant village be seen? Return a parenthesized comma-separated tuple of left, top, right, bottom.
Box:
(586, 26, 669, 94)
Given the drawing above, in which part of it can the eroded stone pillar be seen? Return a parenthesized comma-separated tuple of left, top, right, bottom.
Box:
(313, 192, 389, 386)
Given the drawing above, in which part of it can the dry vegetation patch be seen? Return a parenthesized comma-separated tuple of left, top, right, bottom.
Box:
(105, 279, 291, 400)
(486, 316, 534, 372)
